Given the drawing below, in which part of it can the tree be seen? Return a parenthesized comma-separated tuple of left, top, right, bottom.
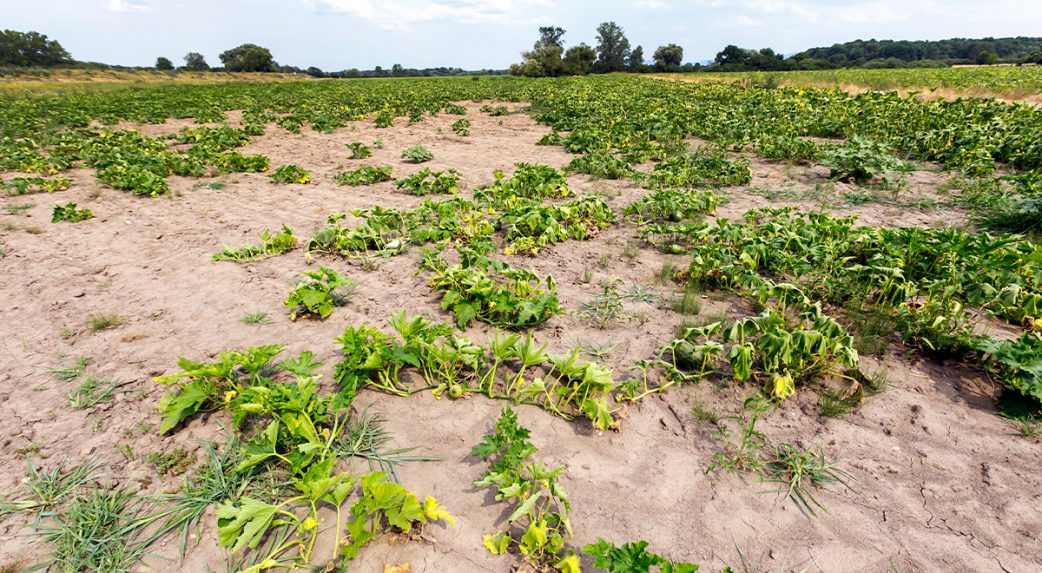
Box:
(219, 44, 277, 72)
(564, 44, 597, 75)
(594, 21, 631, 73)
(182, 52, 209, 71)
(628, 45, 645, 70)
(155, 57, 174, 71)
(653, 43, 683, 70)
(976, 51, 998, 65)
(537, 26, 566, 50)
(512, 26, 568, 77)
(0, 30, 71, 67)
(715, 44, 745, 67)
(391, 63, 403, 76)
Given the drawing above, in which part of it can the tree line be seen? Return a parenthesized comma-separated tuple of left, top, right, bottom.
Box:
(509, 23, 687, 77)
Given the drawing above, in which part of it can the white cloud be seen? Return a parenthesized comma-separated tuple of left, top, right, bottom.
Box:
(106, 0, 152, 12)
(308, 0, 551, 29)
(714, 14, 763, 28)
(636, 0, 671, 10)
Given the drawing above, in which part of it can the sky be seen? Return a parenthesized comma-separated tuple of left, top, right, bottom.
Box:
(4, 0, 1042, 70)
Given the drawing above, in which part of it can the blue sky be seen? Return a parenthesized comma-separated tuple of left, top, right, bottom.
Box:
(5, 0, 1041, 70)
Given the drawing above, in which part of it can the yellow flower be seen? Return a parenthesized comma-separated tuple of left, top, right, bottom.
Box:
(223, 390, 237, 404)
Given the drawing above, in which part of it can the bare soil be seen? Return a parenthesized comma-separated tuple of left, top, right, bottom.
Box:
(1, 102, 1039, 573)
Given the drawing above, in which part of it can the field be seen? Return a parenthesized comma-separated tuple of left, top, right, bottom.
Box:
(657, 65, 1042, 103)
(0, 73, 1040, 573)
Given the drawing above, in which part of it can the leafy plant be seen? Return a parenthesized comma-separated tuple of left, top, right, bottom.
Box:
(422, 243, 561, 329)
(401, 145, 434, 163)
(346, 142, 372, 159)
(451, 118, 471, 136)
(214, 152, 269, 173)
(396, 168, 460, 196)
(3, 176, 72, 196)
(284, 266, 355, 321)
(472, 407, 580, 573)
(819, 136, 908, 182)
(583, 538, 700, 573)
(213, 225, 297, 262)
(51, 203, 94, 223)
(268, 165, 311, 184)
(334, 165, 394, 186)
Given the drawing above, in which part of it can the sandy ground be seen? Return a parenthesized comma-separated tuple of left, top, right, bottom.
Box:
(0, 102, 1040, 573)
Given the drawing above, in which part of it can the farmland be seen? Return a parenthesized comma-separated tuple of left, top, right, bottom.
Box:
(0, 73, 1040, 572)
(658, 65, 1042, 103)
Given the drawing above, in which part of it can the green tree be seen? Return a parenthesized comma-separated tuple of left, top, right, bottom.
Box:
(976, 51, 998, 65)
(0, 30, 71, 67)
(155, 57, 174, 71)
(219, 44, 277, 72)
(564, 43, 597, 75)
(628, 45, 645, 70)
(653, 43, 684, 70)
(182, 52, 209, 71)
(594, 21, 631, 73)
(512, 26, 568, 77)
(537, 26, 566, 49)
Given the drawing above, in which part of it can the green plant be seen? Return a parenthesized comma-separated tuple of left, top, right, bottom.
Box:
(624, 189, 722, 225)
(583, 538, 700, 573)
(451, 118, 471, 136)
(51, 203, 93, 223)
(47, 356, 88, 381)
(0, 461, 99, 519)
(2, 176, 72, 196)
(334, 165, 394, 186)
(89, 313, 124, 332)
(213, 225, 297, 262)
(147, 448, 194, 476)
(214, 152, 269, 173)
(580, 281, 627, 329)
(346, 142, 372, 159)
(422, 243, 561, 329)
(396, 168, 460, 195)
(34, 486, 152, 572)
(67, 377, 127, 409)
(242, 311, 273, 325)
(472, 407, 580, 573)
(335, 405, 437, 482)
(820, 136, 908, 182)
(284, 266, 355, 321)
(762, 443, 853, 517)
(268, 165, 311, 184)
(400, 145, 434, 163)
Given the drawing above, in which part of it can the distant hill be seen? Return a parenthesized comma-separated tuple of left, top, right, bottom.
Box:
(790, 37, 1042, 68)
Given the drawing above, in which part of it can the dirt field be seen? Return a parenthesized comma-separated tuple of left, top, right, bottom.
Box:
(1, 102, 1039, 572)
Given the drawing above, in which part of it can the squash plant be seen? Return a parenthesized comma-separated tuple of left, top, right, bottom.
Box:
(472, 407, 580, 573)
(213, 225, 297, 262)
(51, 203, 94, 223)
(284, 266, 355, 321)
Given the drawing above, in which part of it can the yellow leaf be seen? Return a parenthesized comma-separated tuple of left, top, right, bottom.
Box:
(383, 563, 411, 573)
(422, 496, 455, 525)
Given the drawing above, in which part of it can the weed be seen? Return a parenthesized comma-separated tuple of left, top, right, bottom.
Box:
(47, 357, 88, 381)
(817, 389, 861, 418)
(0, 461, 99, 518)
(59, 328, 77, 340)
(6, 203, 34, 214)
(242, 311, 272, 325)
(1012, 417, 1041, 437)
(656, 260, 679, 286)
(16, 444, 42, 457)
(35, 487, 149, 573)
(622, 242, 640, 262)
(597, 253, 611, 269)
(625, 283, 658, 303)
(579, 281, 627, 329)
(117, 443, 135, 461)
(89, 313, 124, 332)
(580, 268, 593, 284)
(336, 405, 437, 483)
(671, 288, 703, 315)
(762, 443, 854, 517)
(147, 448, 194, 476)
(577, 341, 616, 360)
(346, 142, 372, 159)
(67, 377, 127, 409)
(191, 180, 225, 190)
(691, 400, 720, 425)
